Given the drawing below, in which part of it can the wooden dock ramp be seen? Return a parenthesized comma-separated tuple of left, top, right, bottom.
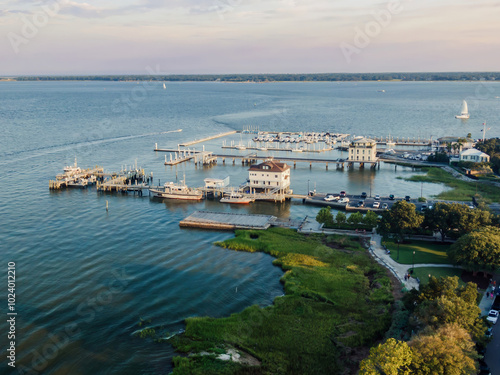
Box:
(180, 210, 277, 230)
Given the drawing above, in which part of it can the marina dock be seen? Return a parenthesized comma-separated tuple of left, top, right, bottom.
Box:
(179, 210, 277, 230)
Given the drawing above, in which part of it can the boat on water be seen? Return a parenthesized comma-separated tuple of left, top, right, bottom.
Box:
(149, 181, 203, 200)
(220, 192, 254, 204)
(163, 83, 166, 89)
(64, 157, 81, 175)
(455, 100, 470, 119)
(67, 178, 88, 188)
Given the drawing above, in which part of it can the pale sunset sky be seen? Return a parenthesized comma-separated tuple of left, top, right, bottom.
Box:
(0, 0, 499, 75)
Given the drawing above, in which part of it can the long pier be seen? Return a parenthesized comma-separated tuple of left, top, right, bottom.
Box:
(179, 131, 237, 147)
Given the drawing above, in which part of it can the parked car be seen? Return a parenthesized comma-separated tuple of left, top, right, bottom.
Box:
(324, 194, 339, 201)
(361, 192, 367, 199)
(405, 195, 411, 202)
(420, 204, 428, 211)
(389, 194, 395, 200)
(338, 197, 349, 204)
(374, 194, 380, 200)
(340, 190, 346, 197)
(357, 200, 364, 207)
(382, 203, 389, 209)
(373, 201, 380, 209)
(487, 310, 499, 324)
(479, 359, 491, 375)
(486, 327, 493, 338)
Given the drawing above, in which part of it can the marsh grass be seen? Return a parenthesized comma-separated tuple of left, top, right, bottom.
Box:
(171, 228, 394, 374)
(403, 167, 500, 202)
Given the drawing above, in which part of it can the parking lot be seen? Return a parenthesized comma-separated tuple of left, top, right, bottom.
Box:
(307, 192, 474, 212)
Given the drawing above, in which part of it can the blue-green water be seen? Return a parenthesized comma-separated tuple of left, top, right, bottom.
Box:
(1, 81, 499, 374)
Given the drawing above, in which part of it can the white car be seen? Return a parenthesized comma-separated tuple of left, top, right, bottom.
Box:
(374, 194, 380, 200)
(338, 197, 350, 204)
(324, 195, 339, 202)
(373, 201, 380, 209)
(487, 310, 499, 324)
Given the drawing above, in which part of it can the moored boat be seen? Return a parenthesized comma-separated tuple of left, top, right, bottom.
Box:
(149, 181, 203, 200)
(220, 192, 254, 204)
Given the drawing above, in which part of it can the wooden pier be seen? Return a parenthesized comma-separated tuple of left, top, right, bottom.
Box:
(179, 210, 277, 230)
(179, 131, 237, 147)
(49, 166, 104, 190)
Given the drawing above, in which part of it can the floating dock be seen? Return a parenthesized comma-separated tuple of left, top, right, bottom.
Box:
(179, 210, 277, 230)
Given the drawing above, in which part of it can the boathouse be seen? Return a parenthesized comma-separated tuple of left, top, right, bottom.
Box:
(348, 138, 377, 162)
(248, 161, 291, 194)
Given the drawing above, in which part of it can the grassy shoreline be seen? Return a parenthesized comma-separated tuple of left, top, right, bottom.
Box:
(402, 167, 500, 202)
(169, 228, 394, 374)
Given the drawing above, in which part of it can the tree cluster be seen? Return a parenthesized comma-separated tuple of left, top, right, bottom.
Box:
(316, 207, 378, 229)
(378, 201, 500, 272)
(360, 277, 486, 375)
(476, 138, 500, 174)
(13, 72, 500, 82)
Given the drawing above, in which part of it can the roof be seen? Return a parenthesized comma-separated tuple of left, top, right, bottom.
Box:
(460, 148, 489, 157)
(248, 161, 290, 172)
(351, 137, 376, 144)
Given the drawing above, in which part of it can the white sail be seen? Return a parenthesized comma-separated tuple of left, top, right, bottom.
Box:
(163, 83, 166, 89)
(455, 100, 470, 119)
(461, 100, 468, 115)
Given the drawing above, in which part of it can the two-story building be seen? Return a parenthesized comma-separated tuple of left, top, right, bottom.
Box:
(348, 138, 377, 162)
(248, 161, 291, 194)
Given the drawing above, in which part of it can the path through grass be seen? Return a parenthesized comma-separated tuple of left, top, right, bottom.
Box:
(170, 228, 394, 375)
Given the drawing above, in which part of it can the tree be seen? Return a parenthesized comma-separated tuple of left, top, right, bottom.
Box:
(448, 226, 500, 272)
(378, 201, 423, 241)
(409, 324, 477, 375)
(413, 276, 486, 341)
(316, 207, 333, 227)
(347, 212, 363, 226)
(363, 211, 379, 228)
(359, 338, 412, 375)
(424, 202, 491, 241)
(335, 211, 346, 225)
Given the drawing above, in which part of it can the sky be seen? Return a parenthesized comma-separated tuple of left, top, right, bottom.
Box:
(0, 0, 499, 75)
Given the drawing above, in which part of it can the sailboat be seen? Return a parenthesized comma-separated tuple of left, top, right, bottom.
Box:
(455, 100, 470, 119)
(163, 83, 166, 90)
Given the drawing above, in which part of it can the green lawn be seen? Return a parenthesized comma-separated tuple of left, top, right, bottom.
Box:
(384, 239, 450, 264)
(170, 228, 394, 375)
(411, 267, 465, 286)
(403, 167, 500, 203)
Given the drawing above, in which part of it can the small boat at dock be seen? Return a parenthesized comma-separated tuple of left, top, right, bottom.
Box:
(149, 180, 202, 200)
(220, 192, 254, 204)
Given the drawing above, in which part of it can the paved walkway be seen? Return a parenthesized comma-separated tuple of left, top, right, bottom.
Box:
(298, 218, 498, 301)
(298, 218, 446, 291)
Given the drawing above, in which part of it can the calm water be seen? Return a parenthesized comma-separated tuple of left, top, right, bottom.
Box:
(1, 81, 500, 374)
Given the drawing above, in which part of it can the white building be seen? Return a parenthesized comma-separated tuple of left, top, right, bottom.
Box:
(348, 138, 377, 162)
(248, 161, 291, 194)
(459, 148, 490, 163)
(204, 176, 230, 189)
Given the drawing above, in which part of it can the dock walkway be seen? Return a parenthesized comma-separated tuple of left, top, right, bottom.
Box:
(180, 210, 277, 230)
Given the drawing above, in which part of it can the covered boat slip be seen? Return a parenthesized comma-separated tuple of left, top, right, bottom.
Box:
(179, 210, 277, 230)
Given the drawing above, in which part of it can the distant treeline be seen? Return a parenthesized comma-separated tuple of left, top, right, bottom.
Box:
(11, 72, 500, 82)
